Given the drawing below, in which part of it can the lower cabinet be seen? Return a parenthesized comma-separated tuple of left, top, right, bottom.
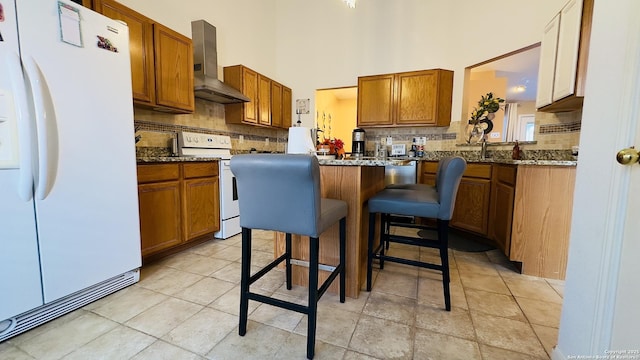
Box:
(488, 164, 517, 256)
(450, 164, 492, 236)
(137, 162, 219, 260)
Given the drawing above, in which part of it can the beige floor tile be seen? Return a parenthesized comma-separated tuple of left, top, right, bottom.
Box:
(459, 272, 511, 295)
(125, 297, 203, 338)
(7, 309, 87, 346)
(343, 350, 383, 360)
(319, 289, 369, 314)
(163, 307, 237, 355)
(532, 324, 559, 357)
(516, 297, 562, 328)
(208, 284, 268, 316)
(362, 291, 417, 325)
(414, 328, 482, 360)
(63, 325, 155, 360)
(206, 320, 289, 359)
(223, 234, 243, 246)
(546, 278, 566, 298)
(349, 315, 413, 360)
(452, 251, 491, 264)
(294, 305, 360, 347)
(0, 343, 35, 360)
(466, 288, 527, 321)
(137, 267, 204, 296)
(249, 250, 279, 267)
(162, 252, 233, 276)
(457, 260, 500, 277)
(187, 240, 232, 258)
(210, 245, 243, 262)
(370, 270, 418, 299)
(415, 304, 475, 340)
(418, 277, 467, 310)
(131, 340, 204, 360)
(171, 277, 235, 306)
(274, 332, 347, 359)
(91, 286, 168, 323)
(252, 268, 288, 292)
(17, 312, 118, 360)
(249, 298, 304, 332)
(503, 276, 563, 303)
(472, 312, 547, 358)
(479, 343, 546, 360)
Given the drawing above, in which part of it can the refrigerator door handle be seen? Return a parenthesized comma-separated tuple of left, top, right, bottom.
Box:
(23, 57, 58, 200)
(6, 52, 35, 201)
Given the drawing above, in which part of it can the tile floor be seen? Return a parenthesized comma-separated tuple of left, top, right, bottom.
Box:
(0, 228, 564, 360)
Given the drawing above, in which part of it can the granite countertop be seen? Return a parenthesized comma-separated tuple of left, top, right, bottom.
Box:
(318, 157, 414, 166)
(137, 156, 221, 163)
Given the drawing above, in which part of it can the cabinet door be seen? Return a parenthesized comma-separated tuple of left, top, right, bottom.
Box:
(258, 74, 272, 126)
(271, 81, 283, 128)
(93, 0, 155, 105)
(396, 71, 438, 125)
(282, 86, 292, 129)
(553, 0, 584, 102)
(153, 23, 194, 112)
(242, 67, 259, 124)
(450, 178, 492, 236)
(490, 182, 515, 255)
(183, 177, 220, 240)
(138, 181, 182, 256)
(357, 74, 395, 126)
(536, 14, 560, 108)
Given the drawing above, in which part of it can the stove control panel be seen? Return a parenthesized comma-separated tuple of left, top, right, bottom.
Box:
(179, 131, 232, 149)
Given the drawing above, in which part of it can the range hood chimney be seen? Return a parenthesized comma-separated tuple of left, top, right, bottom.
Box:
(191, 20, 250, 104)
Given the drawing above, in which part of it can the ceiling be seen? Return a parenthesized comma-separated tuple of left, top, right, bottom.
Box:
(471, 45, 541, 102)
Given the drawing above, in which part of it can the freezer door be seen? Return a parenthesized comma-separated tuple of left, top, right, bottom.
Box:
(0, 0, 43, 320)
(15, 0, 141, 303)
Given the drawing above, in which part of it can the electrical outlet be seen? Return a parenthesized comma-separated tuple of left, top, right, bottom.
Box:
(239, 135, 244, 143)
(265, 138, 269, 145)
(386, 136, 393, 145)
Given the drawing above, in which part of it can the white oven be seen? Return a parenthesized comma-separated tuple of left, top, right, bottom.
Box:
(178, 131, 241, 239)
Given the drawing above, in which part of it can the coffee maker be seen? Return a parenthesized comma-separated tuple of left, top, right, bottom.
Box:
(351, 128, 366, 158)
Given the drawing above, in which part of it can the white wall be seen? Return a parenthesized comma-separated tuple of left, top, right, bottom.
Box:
(123, 0, 564, 128)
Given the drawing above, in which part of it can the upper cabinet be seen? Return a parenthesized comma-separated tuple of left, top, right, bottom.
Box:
(223, 65, 291, 129)
(93, 0, 194, 113)
(536, 0, 593, 112)
(357, 69, 453, 127)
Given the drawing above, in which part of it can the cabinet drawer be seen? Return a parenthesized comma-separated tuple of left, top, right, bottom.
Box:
(137, 164, 180, 183)
(421, 161, 439, 174)
(183, 162, 219, 179)
(463, 163, 492, 179)
(495, 165, 517, 185)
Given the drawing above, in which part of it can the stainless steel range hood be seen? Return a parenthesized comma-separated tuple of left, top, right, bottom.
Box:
(191, 20, 250, 104)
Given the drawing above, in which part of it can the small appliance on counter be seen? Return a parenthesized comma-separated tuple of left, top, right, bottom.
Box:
(391, 144, 406, 156)
(352, 128, 366, 158)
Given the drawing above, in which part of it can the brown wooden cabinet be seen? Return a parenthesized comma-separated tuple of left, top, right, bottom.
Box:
(488, 164, 517, 255)
(137, 162, 219, 261)
(450, 164, 492, 236)
(224, 65, 292, 129)
(357, 69, 453, 127)
(93, 0, 194, 113)
(282, 86, 292, 129)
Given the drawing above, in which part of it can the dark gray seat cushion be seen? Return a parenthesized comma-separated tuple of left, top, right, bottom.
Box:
(230, 154, 348, 238)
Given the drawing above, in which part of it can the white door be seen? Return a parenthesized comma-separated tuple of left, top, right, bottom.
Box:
(0, 0, 43, 320)
(15, 0, 141, 303)
(555, 0, 640, 356)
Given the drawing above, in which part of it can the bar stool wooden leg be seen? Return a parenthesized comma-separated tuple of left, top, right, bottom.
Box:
(239, 227, 252, 336)
(367, 212, 376, 291)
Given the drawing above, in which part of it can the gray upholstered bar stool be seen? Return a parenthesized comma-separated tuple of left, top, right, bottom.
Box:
(230, 154, 347, 360)
(366, 156, 466, 311)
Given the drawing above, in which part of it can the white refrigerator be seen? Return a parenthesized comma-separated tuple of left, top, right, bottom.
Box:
(0, 0, 141, 341)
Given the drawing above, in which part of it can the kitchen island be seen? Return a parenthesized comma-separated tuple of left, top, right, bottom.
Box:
(274, 159, 399, 299)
